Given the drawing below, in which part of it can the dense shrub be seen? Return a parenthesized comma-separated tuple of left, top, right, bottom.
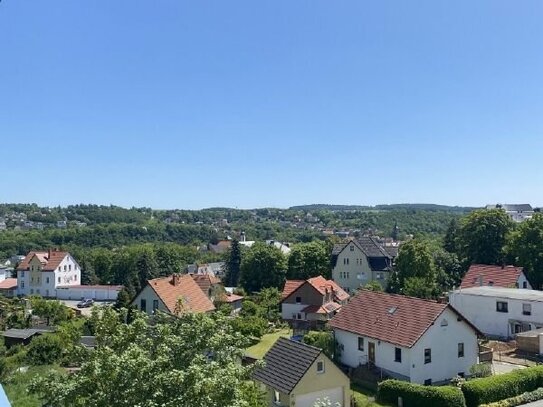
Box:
(462, 366, 543, 407)
(470, 362, 492, 378)
(26, 334, 64, 365)
(481, 387, 543, 407)
(229, 315, 268, 338)
(377, 379, 466, 407)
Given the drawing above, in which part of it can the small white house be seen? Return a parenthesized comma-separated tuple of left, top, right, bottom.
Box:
(330, 290, 480, 385)
(449, 286, 543, 339)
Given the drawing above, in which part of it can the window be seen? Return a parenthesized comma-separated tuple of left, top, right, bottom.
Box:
(395, 347, 402, 363)
(31, 277, 34, 283)
(347, 258, 349, 265)
(46, 277, 49, 284)
(153, 300, 159, 312)
(350, 245, 355, 251)
(69, 265, 72, 271)
(316, 361, 325, 373)
(64, 265, 67, 271)
(458, 343, 464, 358)
(496, 301, 508, 313)
(58, 277, 61, 283)
(21, 271, 25, 278)
(21, 281, 24, 289)
(440, 319, 448, 327)
(358, 337, 364, 351)
(523, 281, 528, 289)
(140, 299, 147, 313)
(75, 274, 77, 281)
(424, 348, 431, 364)
(297, 313, 302, 320)
(346, 272, 350, 279)
(523, 303, 532, 316)
(30, 289, 34, 294)
(273, 390, 280, 404)
(295, 296, 301, 304)
(36, 289, 40, 294)
(424, 379, 432, 386)
(58, 267, 61, 271)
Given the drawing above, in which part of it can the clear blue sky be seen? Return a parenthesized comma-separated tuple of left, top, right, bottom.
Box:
(1, 1, 542, 209)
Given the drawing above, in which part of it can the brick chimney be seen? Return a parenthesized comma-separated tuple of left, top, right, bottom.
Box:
(171, 274, 182, 286)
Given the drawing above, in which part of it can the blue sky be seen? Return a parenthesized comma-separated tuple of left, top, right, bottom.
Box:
(1, 1, 542, 209)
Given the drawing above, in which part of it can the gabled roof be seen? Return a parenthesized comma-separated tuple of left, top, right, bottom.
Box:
(281, 277, 350, 303)
(461, 264, 525, 289)
(17, 250, 71, 271)
(144, 275, 215, 314)
(1, 328, 42, 340)
(252, 337, 322, 394)
(0, 278, 17, 290)
(332, 238, 392, 268)
(281, 280, 304, 300)
(330, 290, 479, 348)
(191, 274, 221, 296)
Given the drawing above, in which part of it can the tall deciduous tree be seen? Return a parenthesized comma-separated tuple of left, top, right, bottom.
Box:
(443, 218, 459, 254)
(389, 239, 438, 298)
(507, 214, 543, 289)
(239, 242, 287, 293)
(224, 239, 242, 287)
(457, 209, 513, 265)
(287, 241, 331, 280)
(29, 308, 266, 407)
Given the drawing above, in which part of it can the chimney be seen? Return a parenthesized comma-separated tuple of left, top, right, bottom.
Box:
(240, 232, 246, 242)
(172, 274, 182, 286)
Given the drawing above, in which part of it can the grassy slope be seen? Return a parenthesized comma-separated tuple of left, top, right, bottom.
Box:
(245, 328, 292, 359)
(4, 365, 61, 407)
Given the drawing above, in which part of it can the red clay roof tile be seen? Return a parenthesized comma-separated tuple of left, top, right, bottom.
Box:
(460, 264, 524, 289)
(148, 274, 215, 314)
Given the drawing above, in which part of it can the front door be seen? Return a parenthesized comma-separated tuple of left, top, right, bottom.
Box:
(368, 342, 375, 366)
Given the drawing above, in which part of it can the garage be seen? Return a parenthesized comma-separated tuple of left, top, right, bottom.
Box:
(295, 387, 344, 407)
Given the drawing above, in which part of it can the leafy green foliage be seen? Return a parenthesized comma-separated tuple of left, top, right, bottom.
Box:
(29, 308, 266, 407)
(287, 241, 331, 280)
(240, 242, 287, 292)
(457, 209, 514, 265)
(461, 365, 543, 407)
(362, 280, 383, 292)
(224, 239, 242, 287)
(377, 379, 466, 407)
(507, 214, 543, 288)
(30, 297, 72, 326)
(26, 334, 64, 365)
(480, 387, 543, 407)
(469, 363, 492, 378)
(302, 331, 336, 360)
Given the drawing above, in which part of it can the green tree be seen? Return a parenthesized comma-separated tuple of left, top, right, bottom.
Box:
(287, 241, 331, 280)
(29, 308, 266, 407)
(434, 248, 463, 290)
(26, 334, 64, 365)
(443, 218, 459, 254)
(31, 297, 72, 326)
(362, 280, 383, 292)
(224, 239, 242, 287)
(114, 287, 132, 309)
(507, 214, 543, 289)
(135, 247, 159, 292)
(239, 242, 287, 292)
(457, 209, 513, 265)
(389, 239, 438, 298)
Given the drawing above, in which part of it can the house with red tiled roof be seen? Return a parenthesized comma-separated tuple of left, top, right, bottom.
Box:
(15, 249, 122, 301)
(191, 274, 222, 301)
(281, 276, 349, 328)
(330, 290, 481, 385)
(130, 274, 215, 316)
(460, 264, 531, 290)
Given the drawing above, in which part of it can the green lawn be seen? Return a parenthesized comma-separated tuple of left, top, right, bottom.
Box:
(245, 328, 291, 359)
(4, 365, 61, 407)
(351, 383, 389, 407)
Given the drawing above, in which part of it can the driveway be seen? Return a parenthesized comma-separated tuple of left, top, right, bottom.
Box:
(492, 361, 527, 375)
(60, 300, 113, 317)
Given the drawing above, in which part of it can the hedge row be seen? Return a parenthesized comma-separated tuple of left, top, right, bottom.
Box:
(462, 365, 543, 407)
(480, 387, 543, 407)
(377, 379, 466, 407)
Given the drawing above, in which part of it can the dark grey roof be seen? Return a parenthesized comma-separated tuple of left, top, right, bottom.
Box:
(80, 336, 97, 348)
(1, 329, 42, 339)
(383, 246, 399, 258)
(356, 237, 392, 259)
(331, 244, 345, 256)
(252, 337, 322, 394)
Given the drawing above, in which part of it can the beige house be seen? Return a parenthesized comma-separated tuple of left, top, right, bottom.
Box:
(253, 337, 350, 407)
(331, 237, 394, 293)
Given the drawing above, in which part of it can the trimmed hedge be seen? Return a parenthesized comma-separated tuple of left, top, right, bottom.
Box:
(480, 387, 543, 407)
(377, 379, 466, 407)
(462, 365, 543, 407)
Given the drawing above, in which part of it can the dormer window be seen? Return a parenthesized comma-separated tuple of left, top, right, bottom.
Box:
(350, 245, 355, 252)
(316, 361, 325, 373)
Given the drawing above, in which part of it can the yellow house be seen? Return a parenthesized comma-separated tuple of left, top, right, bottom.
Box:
(253, 337, 350, 407)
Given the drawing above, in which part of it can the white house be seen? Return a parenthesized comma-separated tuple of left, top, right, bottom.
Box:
(460, 264, 531, 290)
(449, 286, 543, 339)
(485, 204, 534, 223)
(16, 249, 121, 301)
(330, 290, 480, 385)
(331, 237, 393, 293)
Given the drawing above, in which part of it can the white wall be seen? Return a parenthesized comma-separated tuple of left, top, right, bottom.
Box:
(410, 308, 479, 384)
(56, 287, 120, 301)
(332, 244, 374, 293)
(518, 273, 532, 290)
(282, 303, 307, 320)
(449, 291, 543, 338)
(131, 285, 168, 315)
(334, 307, 479, 384)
